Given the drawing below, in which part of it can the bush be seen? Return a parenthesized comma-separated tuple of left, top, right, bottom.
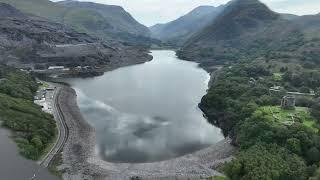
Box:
(0, 94, 56, 160)
(0, 65, 56, 160)
(223, 144, 308, 180)
(296, 97, 315, 108)
(0, 65, 38, 100)
(311, 103, 320, 121)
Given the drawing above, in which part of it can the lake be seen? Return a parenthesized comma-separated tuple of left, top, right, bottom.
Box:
(0, 128, 58, 180)
(63, 50, 223, 163)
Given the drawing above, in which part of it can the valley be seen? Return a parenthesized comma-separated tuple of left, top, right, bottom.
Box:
(0, 0, 319, 179)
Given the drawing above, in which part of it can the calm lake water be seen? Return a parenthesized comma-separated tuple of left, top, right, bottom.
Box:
(64, 50, 223, 163)
(0, 128, 58, 180)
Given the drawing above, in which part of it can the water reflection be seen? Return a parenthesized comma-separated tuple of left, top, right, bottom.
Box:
(0, 128, 58, 180)
(65, 50, 223, 163)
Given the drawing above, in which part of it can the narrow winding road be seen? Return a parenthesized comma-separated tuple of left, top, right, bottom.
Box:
(39, 86, 68, 167)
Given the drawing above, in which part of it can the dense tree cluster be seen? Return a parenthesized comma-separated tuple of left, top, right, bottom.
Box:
(201, 61, 320, 179)
(0, 65, 56, 160)
(200, 63, 281, 136)
(223, 144, 308, 180)
(282, 70, 320, 90)
(0, 65, 38, 100)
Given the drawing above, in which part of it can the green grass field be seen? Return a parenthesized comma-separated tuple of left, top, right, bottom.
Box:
(40, 82, 49, 88)
(273, 73, 283, 81)
(256, 106, 317, 131)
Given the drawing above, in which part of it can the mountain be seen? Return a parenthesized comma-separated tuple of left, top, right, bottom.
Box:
(186, 0, 279, 45)
(280, 13, 299, 20)
(292, 14, 320, 39)
(57, 0, 151, 46)
(149, 5, 224, 46)
(177, 0, 320, 67)
(0, 2, 24, 17)
(58, 0, 149, 36)
(0, 0, 66, 21)
(0, 3, 151, 73)
(0, 0, 151, 46)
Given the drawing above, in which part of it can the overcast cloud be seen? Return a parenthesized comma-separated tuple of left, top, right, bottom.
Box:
(52, 0, 320, 26)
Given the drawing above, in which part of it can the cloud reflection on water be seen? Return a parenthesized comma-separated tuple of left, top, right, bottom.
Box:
(71, 50, 223, 163)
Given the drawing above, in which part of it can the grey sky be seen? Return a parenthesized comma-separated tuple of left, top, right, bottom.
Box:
(53, 0, 320, 26)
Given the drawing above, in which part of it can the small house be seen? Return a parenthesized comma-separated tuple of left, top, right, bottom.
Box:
(48, 66, 65, 70)
(270, 86, 281, 92)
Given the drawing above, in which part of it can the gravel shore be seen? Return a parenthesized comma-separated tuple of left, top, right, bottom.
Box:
(57, 86, 236, 180)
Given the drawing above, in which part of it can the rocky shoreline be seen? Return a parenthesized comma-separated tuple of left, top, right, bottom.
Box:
(56, 85, 236, 180)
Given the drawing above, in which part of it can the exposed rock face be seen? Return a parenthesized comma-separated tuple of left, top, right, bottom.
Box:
(0, 0, 152, 46)
(149, 5, 224, 46)
(0, 3, 152, 70)
(177, 0, 320, 67)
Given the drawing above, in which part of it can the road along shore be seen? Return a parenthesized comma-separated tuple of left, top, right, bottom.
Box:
(39, 86, 68, 167)
(55, 85, 236, 180)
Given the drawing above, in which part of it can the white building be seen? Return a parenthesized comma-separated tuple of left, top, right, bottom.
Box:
(48, 66, 65, 70)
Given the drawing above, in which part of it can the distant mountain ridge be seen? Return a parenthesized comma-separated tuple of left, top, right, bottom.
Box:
(186, 0, 279, 44)
(58, 0, 149, 36)
(281, 13, 299, 20)
(149, 5, 225, 46)
(0, 2, 24, 17)
(292, 14, 320, 39)
(177, 0, 320, 67)
(0, 0, 151, 46)
(57, 0, 151, 46)
(0, 2, 152, 72)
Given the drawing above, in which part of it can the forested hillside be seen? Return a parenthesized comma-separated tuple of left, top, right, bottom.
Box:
(0, 65, 56, 160)
(184, 0, 320, 179)
(147, 0, 320, 178)
(177, 0, 320, 69)
(200, 58, 320, 179)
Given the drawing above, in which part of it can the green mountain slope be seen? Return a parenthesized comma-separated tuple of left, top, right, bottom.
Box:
(0, 65, 56, 160)
(0, 0, 65, 21)
(0, 0, 151, 45)
(149, 5, 224, 46)
(59, 1, 149, 36)
(293, 14, 320, 39)
(178, 0, 319, 67)
(188, 0, 279, 43)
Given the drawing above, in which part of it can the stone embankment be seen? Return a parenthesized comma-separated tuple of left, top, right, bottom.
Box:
(57, 86, 236, 180)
